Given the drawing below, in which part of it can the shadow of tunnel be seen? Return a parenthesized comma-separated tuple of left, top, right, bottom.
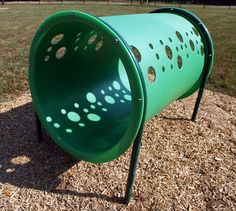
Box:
(0, 102, 121, 203)
(0, 102, 77, 191)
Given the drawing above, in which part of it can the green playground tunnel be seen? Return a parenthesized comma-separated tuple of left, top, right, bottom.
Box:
(29, 8, 213, 163)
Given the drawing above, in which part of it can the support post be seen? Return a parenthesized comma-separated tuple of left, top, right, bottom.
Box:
(179, 0, 181, 8)
(35, 112, 43, 143)
(191, 50, 212, 122)
(123, 126, 144, 204)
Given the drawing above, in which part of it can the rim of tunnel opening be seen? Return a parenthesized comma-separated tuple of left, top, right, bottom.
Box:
(28, 10, 145, 163)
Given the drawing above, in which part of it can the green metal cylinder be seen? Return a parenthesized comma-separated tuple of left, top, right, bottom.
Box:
(29, 8, 213, 163)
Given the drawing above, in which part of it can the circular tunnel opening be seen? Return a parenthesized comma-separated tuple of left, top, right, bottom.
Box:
(29, 11, 144, 163)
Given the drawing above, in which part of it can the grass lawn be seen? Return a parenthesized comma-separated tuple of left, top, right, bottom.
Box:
(0, 4, 235, 102)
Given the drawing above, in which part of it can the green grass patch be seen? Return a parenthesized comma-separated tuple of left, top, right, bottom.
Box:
(0, 4, 235, 102)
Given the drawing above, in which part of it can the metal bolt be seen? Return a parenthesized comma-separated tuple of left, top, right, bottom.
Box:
(71, 13, 75, 19)
(113, 39, 119, 44)
(38, 28, 43, 33)
(137, 98, 142, 103)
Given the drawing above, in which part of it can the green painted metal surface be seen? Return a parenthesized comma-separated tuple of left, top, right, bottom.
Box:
(29, 9, 213, 163)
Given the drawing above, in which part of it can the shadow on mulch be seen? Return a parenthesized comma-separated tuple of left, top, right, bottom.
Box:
(0, 103, 121, 203)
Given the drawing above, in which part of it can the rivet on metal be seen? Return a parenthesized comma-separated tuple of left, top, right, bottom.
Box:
(137, 98, 142, 103)
(71, 13, 76, 19)
(113, 39, 119, 44)
(38, 28, 43, 33)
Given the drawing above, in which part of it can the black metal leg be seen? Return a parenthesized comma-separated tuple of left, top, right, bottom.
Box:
(191, 54, 213, 122)
(35, 112, 43, 143)
(123, 126, 144, 204)
(191, 84, 206, 122)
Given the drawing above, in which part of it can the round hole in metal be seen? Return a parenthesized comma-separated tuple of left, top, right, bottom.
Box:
(74, 46, 78, 51)
(88, 34, 97, 45)
(149, 43, 154, 49)
(47, 47, 52, 52)
(51, 34, 64, 45)
(76, 32, 82, 37)
(95, 40, 103, 51)
(148, 66, 156, 84)
(192, 27, 199, 36)
(176, 31, 183, 42)
(162, 66, 165, 72)
(75, 37, 80, 43)
(189, 40, 195, 51)
(177, 55, 183, 69)
(45, 55, 50, 62)
(165, 45, 172, 60)
(130, 45, 141, 62)
(56, 47, 66, 59)
(200, 45, 204, 56)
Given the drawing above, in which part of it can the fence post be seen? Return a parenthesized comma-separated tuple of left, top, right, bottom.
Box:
(179, 0, 181, 8)
(203, 0, 206, 9)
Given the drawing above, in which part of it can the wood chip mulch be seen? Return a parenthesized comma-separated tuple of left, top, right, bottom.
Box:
(0, 90, 235, 210)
